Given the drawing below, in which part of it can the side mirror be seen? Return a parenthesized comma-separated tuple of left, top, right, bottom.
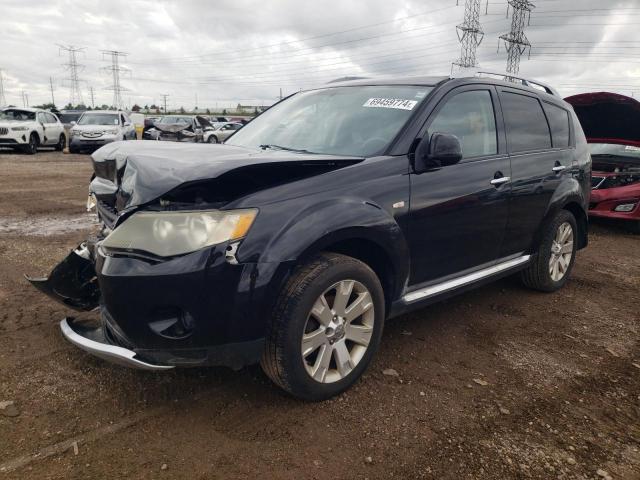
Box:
(124, 121, 131, 127)
(414, 132, 463, 173)
(70, 121, 77, 126)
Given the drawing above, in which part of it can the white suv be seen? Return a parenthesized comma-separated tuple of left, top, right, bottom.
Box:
(0, 107, 66, 154)
(69, 110, 136, 153)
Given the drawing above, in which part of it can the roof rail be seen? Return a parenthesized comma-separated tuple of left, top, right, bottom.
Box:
(452, 69, 559, 97)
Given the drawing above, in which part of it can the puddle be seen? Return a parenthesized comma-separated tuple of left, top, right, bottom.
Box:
(0, 214, 98, 236)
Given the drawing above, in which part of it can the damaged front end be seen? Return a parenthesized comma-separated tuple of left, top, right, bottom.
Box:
(25, 243, 100, 311)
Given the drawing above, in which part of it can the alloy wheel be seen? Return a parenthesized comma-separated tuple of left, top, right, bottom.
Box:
(549, 221, 574, 282)
(301, 279, 374, 384)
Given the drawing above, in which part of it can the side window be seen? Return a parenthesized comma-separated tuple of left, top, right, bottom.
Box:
(544, 103, 570, 148)
(37, 112, 47, 123)
(46, 113, 57, 123)
(120, 114, 126, 125)
(428, 90, 497, 159)
(501, 92, 552, 153)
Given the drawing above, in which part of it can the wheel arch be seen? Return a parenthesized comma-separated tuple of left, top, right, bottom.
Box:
(562, 201, 588, 249)
(298, 233, 401, 314)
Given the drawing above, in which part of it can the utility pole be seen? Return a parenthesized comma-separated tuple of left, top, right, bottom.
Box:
(0, 69, 6, 106)
(499, 0, 535, 75)
(279, 88, 283, 100)
(49, 77, 56, 106)
(89, 86, 95, 108)
(58, 44, 86, 106)
(160, 94, 169, 113)
(21, 90, 28, 107)
(453, 0, 485, 72)
(101, 50, 129, 109)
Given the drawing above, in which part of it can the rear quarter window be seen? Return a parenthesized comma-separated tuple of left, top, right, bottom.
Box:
(544, 103, 571, 148)
(501, 91, 552, 153)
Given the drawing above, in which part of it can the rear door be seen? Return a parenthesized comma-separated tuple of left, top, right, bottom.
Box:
(498, 89, 574, 256)
(407, 85, 511, 285)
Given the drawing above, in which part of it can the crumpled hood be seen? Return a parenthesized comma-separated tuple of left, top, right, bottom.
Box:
(564, 92, 640, 147)
(90, 141, 363, 216)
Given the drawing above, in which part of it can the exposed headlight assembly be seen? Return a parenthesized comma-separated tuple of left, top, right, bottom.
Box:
(614, 203, 636, 212)
(11, 126, 29, 131)
(101, 209, 258, 257)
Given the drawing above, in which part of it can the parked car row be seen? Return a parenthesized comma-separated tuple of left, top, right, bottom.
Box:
(0, 108, 247, 154)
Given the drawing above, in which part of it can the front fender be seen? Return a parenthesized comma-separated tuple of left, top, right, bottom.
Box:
(238, 196, 410, 292)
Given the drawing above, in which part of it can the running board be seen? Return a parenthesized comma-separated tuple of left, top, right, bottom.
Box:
(403, 255, 531, 303)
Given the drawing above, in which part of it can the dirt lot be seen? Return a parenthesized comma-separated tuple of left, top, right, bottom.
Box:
(0, 149, 639, 480)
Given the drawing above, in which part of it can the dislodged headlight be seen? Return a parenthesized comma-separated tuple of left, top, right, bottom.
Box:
(101, 209, 257, 257)
(614, 203, 636, 212)
(69, 129, 78, 137)
(104, 128, 119, 135)
(11, 126, 29, 131)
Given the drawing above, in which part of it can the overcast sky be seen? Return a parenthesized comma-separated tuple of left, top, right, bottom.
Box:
(1, 0, 639, 110)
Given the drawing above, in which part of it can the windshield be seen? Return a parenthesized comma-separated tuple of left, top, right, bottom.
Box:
(590, 143, 640, 159)
(0, 109, 36, 121)
(78, 113, 119, 126)
(226, 85, 433, 156)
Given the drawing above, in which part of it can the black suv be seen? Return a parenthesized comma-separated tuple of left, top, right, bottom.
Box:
(28, 74, 591, 401)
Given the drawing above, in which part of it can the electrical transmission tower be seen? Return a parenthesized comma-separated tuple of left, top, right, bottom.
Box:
(453, 0, 485, 72)
(101, 50, 129, 109)
(58, 44, 86, 106)
(0, 69, 7, 106)
(499, 0, 535, 75)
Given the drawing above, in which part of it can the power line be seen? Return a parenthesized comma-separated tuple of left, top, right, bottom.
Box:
(0, 69, 6, 106)
(101, 50, 129, 109)
(160, 94, 169, 113)
(58, 44, 86, 106)
(499, 0, 535, 75)
(453, 0, 486, 71)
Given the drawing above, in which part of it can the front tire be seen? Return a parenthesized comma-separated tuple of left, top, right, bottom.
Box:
(23, 133, 38, 155)
(207, 136, 218, 144)
(521, 210, 578, 292)
(261, 253, 385, 401)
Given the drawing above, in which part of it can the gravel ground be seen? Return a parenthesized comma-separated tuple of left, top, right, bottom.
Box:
(0, 149, 639, 480)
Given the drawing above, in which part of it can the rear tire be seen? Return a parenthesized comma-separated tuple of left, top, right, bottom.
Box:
(55, 134, 66, 151)
(521, 210, 578, 292)
(261, 253, 385, 401)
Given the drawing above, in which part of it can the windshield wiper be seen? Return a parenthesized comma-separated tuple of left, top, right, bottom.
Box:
(259, 144, 316, 154)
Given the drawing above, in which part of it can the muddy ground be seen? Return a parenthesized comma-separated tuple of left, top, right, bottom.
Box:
(0, 149, 638, 480)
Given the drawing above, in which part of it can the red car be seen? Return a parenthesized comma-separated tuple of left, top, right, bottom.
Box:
(565, 92, 640, 232)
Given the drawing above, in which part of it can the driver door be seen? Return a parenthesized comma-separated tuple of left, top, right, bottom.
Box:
(408, 85, 511, 286)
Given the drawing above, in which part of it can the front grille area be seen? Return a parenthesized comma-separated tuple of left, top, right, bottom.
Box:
(0, 127, 8, 135)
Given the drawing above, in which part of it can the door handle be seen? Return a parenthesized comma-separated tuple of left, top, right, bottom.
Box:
(490, 176, 510, 186)
(552, 165, 567, 173)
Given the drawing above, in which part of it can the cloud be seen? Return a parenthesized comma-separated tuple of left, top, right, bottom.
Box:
(0, 0, 638, 109)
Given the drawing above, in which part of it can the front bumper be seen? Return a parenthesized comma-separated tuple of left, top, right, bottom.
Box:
(70, 135, 119, 150)
(27, 241, 290, 370)
(60, 317, 174, 370)
(0, 134, 28, 145)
